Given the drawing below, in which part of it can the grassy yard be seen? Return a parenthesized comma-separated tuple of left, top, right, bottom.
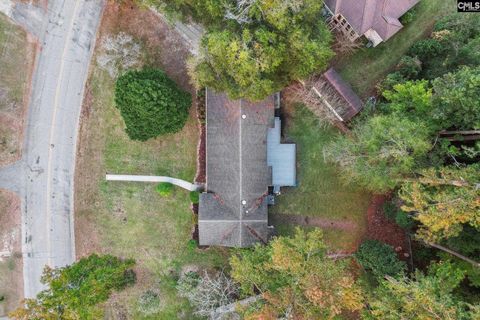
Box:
(0, 13, 35, 165)
(270, 105, 371, 251)
(334, 0, 455, 98)
(74, 4, 229, 319)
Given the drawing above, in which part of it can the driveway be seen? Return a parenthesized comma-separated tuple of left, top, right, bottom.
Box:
(0, 0, 104, 298)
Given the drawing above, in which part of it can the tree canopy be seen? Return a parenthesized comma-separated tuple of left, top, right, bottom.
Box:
(150, 0, 333, 101)
(365, 261, 478, 320)
(114, 68, 191, 141)
(400, 164, 480, 242)
(355, 240, 406, 280)
(230, 228, 364, 319)
(10, 254, 136, 320)
(432, 66, 480, 130)
(325, 114, 433, 192)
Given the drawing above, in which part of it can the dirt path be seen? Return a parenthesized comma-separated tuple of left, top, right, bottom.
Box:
(270, 213, 358, 231)
(366, 195, 409, 259)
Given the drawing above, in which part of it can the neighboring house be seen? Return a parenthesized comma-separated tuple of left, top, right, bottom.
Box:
(198, 90, 296, 247)
(324, 0, 420, 46)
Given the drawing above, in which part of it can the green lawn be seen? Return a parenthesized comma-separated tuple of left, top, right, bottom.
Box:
(334, 0, 454, 98)
(75, 46, 228, 320)
(0, 13, 34, 165)
(270, 105, 371, 251)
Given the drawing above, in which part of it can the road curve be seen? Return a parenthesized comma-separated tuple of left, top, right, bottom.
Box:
(0, 0, 104, 298)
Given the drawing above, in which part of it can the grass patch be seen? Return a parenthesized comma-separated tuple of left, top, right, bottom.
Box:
(0, 13, 34, 165)
(270, 105, 371, 251)
(76, 67, 229, 318)
(75, 13, 229, 317)
(0, 13, 29, 109)
(334, 0, 454, 98)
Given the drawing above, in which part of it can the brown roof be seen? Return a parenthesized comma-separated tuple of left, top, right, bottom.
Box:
(323, 68, 363, 121)
(325, 0, 420, 41)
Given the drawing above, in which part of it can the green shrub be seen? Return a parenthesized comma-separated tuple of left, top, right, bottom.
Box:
(400, 9, 416, 25)
(156, 182, 174, 197)
(114, 68, 191, 141)
(408, 39, 444, 61)
(383, 201, 398, 221)
(395, 211, 414, 230)
(377, 71, 405, 93)
(189, 191, 200, 204)
(355, 240, 406, 279)
(137, 290, 162, 315)
(396, 56, 422, 79)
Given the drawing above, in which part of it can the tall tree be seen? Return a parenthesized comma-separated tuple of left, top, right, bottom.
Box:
(10, 254, 136, 320)
(325, 114, 433, 192)
(230, 228, 364, 319)
(365, 261, 477, 320)
(164, 0, 334, 101)
(432, 66, 480, 130)
(400, 164, 480, 242)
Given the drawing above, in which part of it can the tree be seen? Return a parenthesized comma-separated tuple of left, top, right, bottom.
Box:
(400, 164, 480, 242)
(96, 32, 143, 78)
(365, 261, 478, 320)
(432, 66, 480, 130)
(325, 114, 433, 192)
(10, 254, 136, 320)
(395, 56, 422, 80)
(382, 80, 432, 118)
(114, 68, 191, 141)
(176, 270, 239, 318)
(230, 228, 364, 319)
(186, 0, 334, 101)
(355, 240, 406, 280)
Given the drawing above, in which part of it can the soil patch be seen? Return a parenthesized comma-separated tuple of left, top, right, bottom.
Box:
(365, 194, 409, 259)
(271, 213, 358, 232)
(100, 0, 193, 93)
(0, 189, 23, 315)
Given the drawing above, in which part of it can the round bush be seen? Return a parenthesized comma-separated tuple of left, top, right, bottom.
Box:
(355, 240, 406, 279)
(189, 191, 200, 204)
(115, 68, 192, 141)
(156, 182, 174, 197)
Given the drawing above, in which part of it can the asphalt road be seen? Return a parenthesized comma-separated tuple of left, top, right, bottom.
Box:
(0, 0, 103, 298)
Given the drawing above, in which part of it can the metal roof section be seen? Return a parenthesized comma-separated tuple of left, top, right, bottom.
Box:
(267, 117, 296, 193)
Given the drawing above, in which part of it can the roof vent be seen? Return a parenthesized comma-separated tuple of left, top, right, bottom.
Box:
(241, 114, 247, 119)
(241, 200, 246, 205)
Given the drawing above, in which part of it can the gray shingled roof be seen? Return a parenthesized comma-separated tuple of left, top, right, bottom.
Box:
(198, 90, 274, 247)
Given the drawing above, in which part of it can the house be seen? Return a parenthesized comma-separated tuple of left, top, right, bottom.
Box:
(198, 90, 296, 247)
(324, 0, 420, 46)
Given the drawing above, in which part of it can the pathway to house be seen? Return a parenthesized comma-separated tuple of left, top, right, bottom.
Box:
(270, 213, 358, 231)
(106, 174, 203, 192)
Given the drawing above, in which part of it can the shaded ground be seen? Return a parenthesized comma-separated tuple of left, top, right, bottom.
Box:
(270, 103, 371, 252)
(334, 0, 453, 98)
(365, 195, 409, 259)
(0, 13, 36, 166)
(75, 2, 228, 319)
(0, 189, 23, 316)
